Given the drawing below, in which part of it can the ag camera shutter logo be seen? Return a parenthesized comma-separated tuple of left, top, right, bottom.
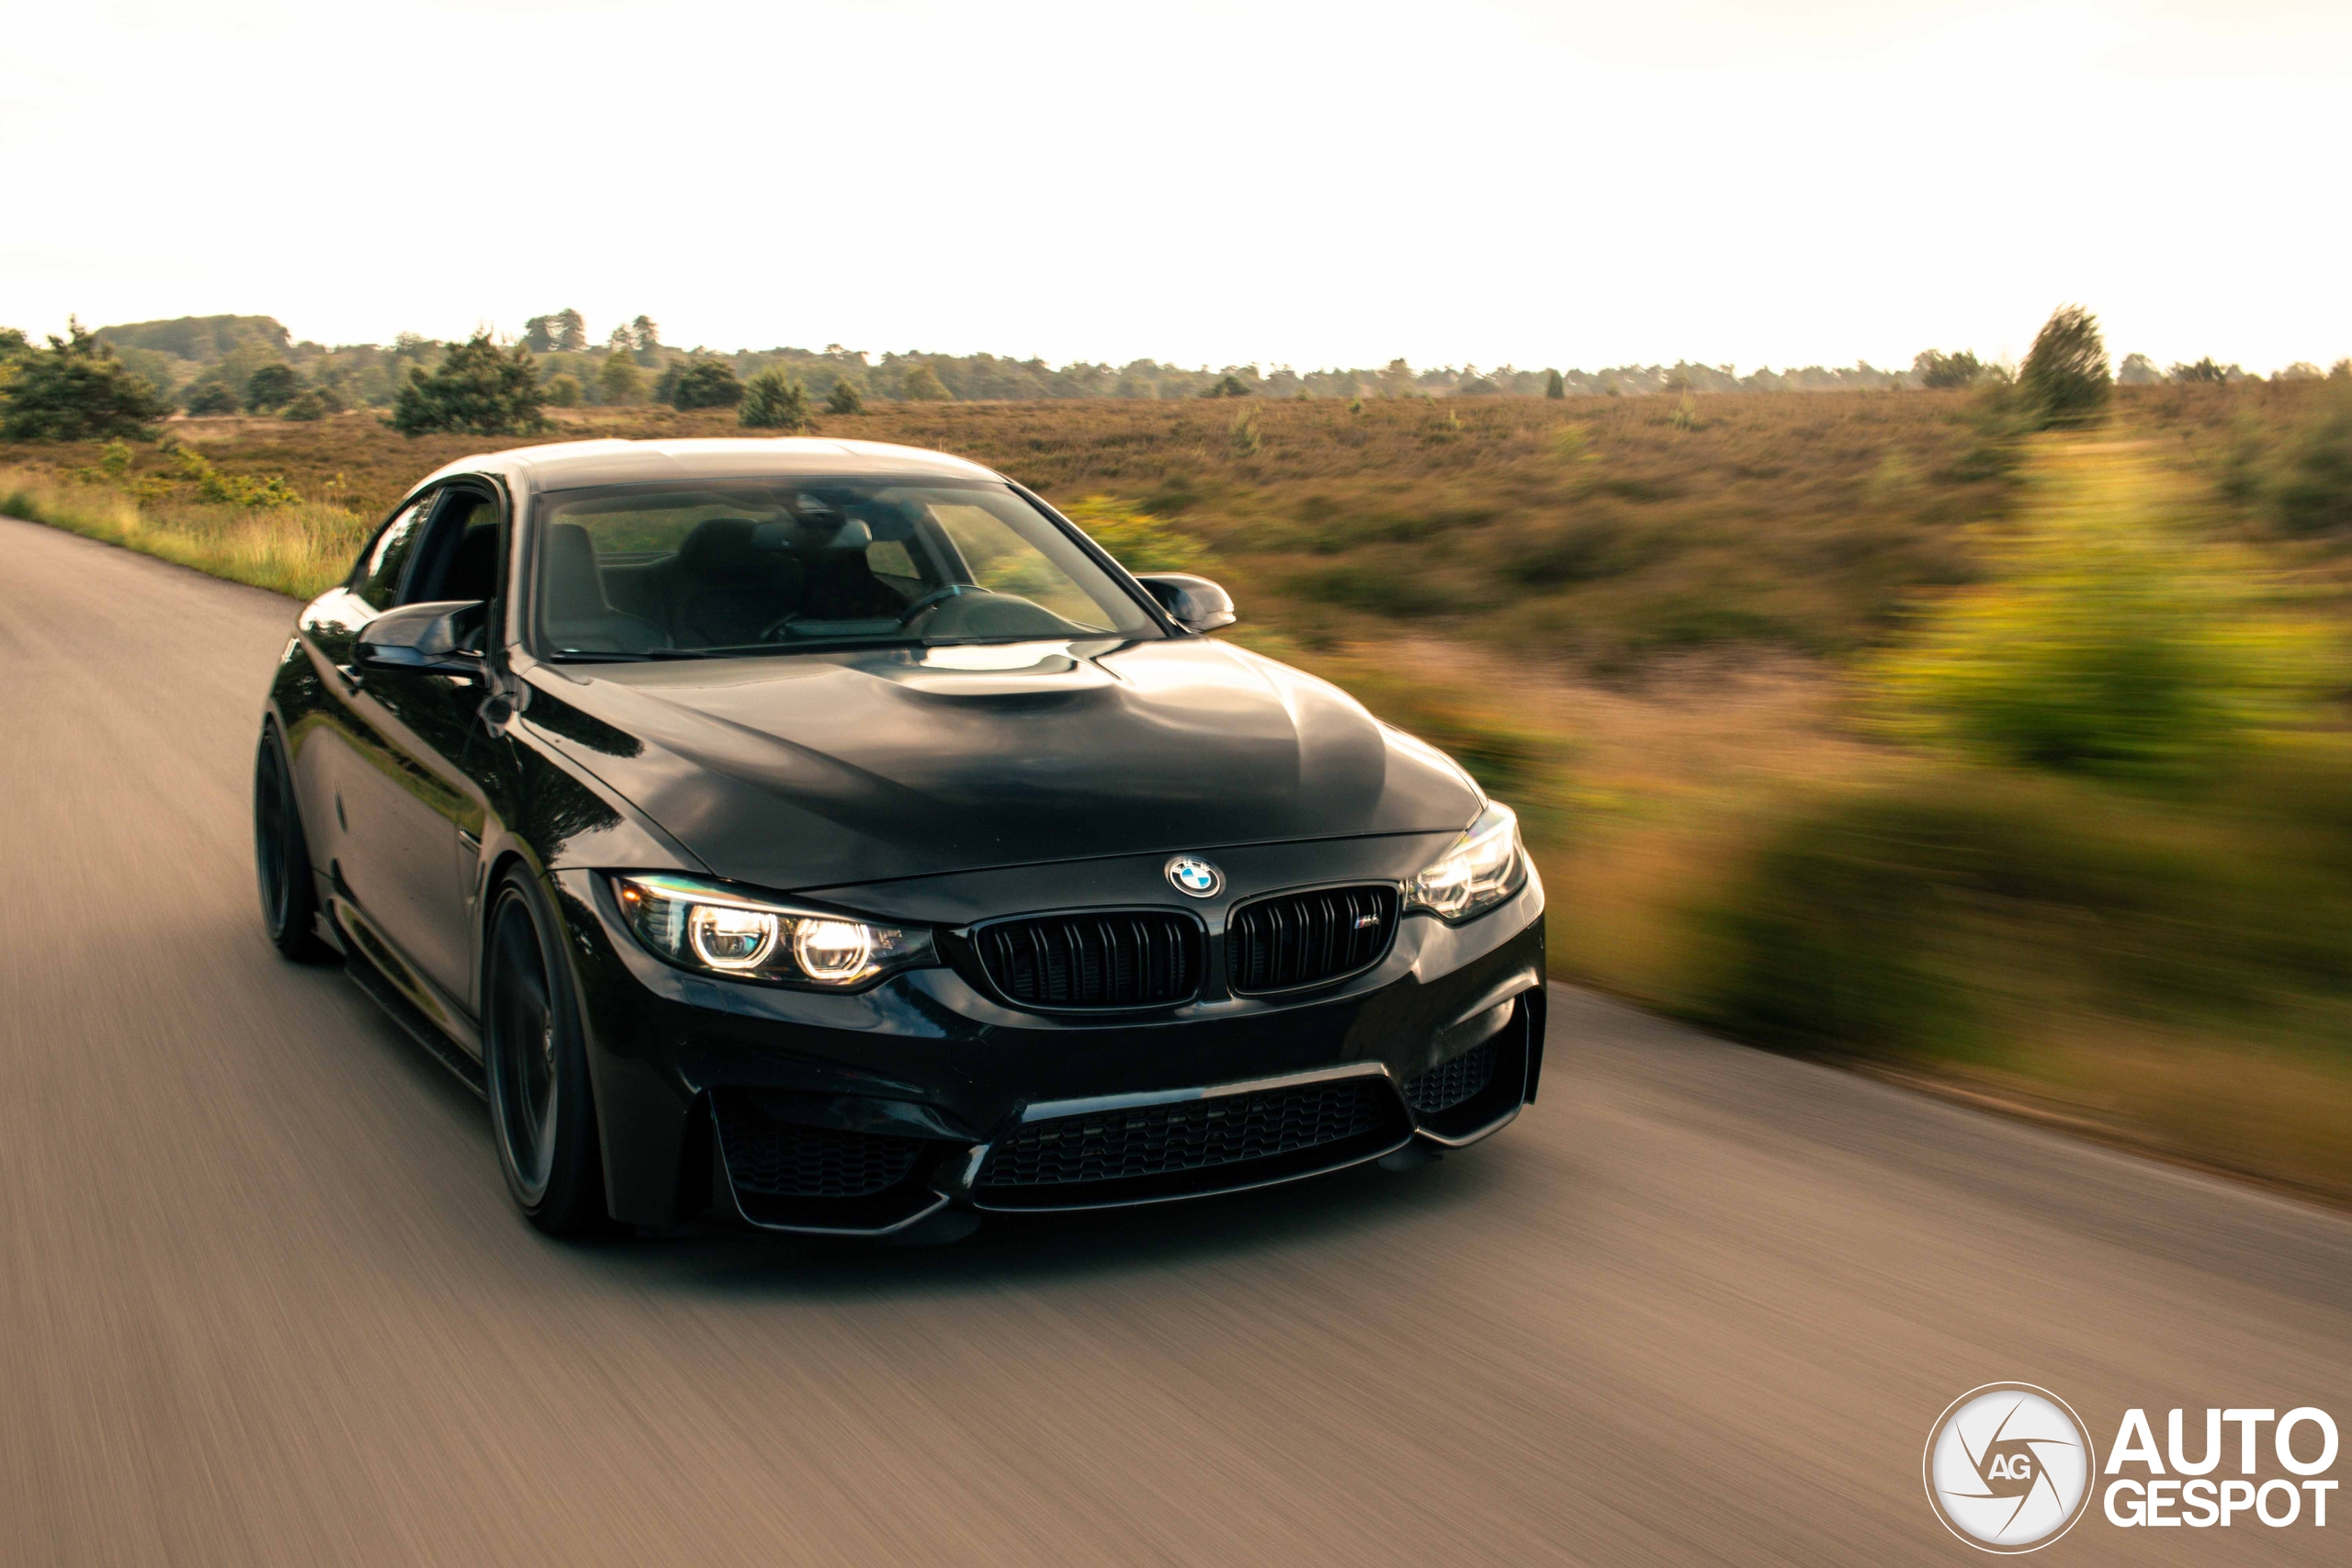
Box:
(1924, 1384, 2097, 1552)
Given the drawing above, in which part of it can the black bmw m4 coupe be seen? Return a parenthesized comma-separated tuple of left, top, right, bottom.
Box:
(254, 437, 1545, 1237)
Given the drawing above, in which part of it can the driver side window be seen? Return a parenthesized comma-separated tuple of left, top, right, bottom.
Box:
(404, 489, 503, 608)
(352, 493, 435, 611)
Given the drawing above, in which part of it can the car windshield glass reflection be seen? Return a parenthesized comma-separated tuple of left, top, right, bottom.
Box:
(533, 477, 1159, 659)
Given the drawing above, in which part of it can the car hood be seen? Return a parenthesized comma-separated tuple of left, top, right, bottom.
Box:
(519, 637, 1481, 891)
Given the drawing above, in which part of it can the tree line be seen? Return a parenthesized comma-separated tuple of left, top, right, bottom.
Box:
(2, 307, 2344, 442)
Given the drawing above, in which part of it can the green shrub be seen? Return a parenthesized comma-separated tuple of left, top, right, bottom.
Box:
(1913, 349, 1983, 389)
(0, 321, 173, 440)
(595, 354, 644, 406)
(824, 378, 865, 415)
(544, 374, 582, 408)
(389, 335, 548, 436)
(1871, 446, 2333, 782)
(1292, 558, 1453, 617)
(280, 389, 329, 421)
(2018, 304, 2110, 429)
(2268, 383, 2352, 536)
(739, 371, 812, 431)
(899, 364, 951, 401)
(1055, 496, 1214, 573)
(183, 380, 240, 415)
(174, 448, 300, 508)
(669, 359, 743, 411)
(1696, 761, 2352, 1062)
(245, 363, 300, 412)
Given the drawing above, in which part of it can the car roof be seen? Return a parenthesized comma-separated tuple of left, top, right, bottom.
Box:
(418, 436, 1003, 496)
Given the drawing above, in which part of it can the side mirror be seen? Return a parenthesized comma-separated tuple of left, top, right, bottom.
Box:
(358, 599, 488, 676)
(1136, 573, 1238, 634)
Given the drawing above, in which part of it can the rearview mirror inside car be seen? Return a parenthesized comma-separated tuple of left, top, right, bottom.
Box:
(1136, 573, 1238, 633)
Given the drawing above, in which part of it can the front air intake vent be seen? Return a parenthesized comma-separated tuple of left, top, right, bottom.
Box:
(978, 1077, 1393, 1191)
(1403, 1041, 1498, 1115)
(1226, 885, 1398, 994)
(974, 910, 1204, 1010)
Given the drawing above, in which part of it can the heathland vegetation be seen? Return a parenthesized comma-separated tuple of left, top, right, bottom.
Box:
(6, 307, 2351, 1201)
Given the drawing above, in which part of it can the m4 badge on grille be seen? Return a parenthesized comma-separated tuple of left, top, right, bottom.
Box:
(1164, 855, 1224, 898)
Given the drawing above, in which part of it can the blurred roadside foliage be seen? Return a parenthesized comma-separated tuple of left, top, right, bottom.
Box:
(1868, 443, 2341, 782)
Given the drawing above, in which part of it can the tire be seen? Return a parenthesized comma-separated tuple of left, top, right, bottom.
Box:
(483, 868, 609, 1235)
(254, 719, 335, 964)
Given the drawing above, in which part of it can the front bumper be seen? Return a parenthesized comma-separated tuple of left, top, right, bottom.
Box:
(547, 851, 1546, 1233)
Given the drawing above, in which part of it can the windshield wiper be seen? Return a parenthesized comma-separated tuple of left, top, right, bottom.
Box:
(548, 649, 718, 663)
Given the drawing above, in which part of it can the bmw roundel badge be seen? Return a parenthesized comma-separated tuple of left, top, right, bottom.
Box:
(1165, 855, 1225, 898)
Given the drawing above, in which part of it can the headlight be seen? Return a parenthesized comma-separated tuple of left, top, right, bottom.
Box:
(610, 874, 934, 988)
(1405, 801, 1527, 921)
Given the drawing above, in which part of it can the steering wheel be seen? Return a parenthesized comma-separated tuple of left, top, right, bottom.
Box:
(897, 584, 975, 625)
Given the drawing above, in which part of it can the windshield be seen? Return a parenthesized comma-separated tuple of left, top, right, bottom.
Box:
(530, 477, 1160, 659)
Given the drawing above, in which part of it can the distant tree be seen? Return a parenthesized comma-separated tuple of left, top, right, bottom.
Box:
(899, 363, 951, 401)
(1204, 374, 1253, 399)
(740, 372, 813, 431)
(523, 308, 587, 354)
(1913, 349, 1983, 389)
(544, 374, 582, 408)
(596, 353, 645, 405)
(824, 378, 865, 414)
(0, 321, 173, 440)
(2018, 305, 2110, 428)
(245, 362, 301, 412)
(2116, 353, 2163, 385)
(0, 326, 29, 366)
(1544, 368, 1566, 400)
(2332, 360, 2351, 382)
(629, 314, 662, 364)
(388, 334, 548, 436)
(2275, 363, 2324, 382)
(184, 380, 241, 415)
(280, 389, 329, 421)
(669, 359, 743, 410)
(2170, 357, 2231, 383)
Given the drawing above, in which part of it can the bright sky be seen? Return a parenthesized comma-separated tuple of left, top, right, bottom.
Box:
(6, 1, 2346, 374)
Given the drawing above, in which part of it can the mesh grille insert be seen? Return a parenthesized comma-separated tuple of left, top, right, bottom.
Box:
(1226, 885, 1398, 994)
(714, 1096, 930, 1200)
(979, 1077, 1388, 1190)
(975, 910, 1203, 1009)
(1403, 1041, 1498, 1115)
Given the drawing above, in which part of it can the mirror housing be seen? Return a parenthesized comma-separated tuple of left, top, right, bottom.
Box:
(1136, 573, 1237, 634)
(358, 599, 489, 676)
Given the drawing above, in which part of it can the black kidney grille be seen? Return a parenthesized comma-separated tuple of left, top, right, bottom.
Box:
(976, 910, 1203, 1009)
(979, 1078, 1387, 1189)
(714, 1095, 929, 1199)
(1403, 1041, 1498, 1115)
(1227, 885, 1398, 994)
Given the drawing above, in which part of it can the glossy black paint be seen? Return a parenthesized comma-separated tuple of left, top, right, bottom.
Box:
(265, 438, 1547, 1233)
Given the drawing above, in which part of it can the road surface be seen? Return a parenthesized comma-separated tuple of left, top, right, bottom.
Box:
(3, 513, 2346, 1565)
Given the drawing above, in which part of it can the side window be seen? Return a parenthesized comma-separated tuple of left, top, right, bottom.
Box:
(403, 489, 503, 607)
(352, 494, 435, 611)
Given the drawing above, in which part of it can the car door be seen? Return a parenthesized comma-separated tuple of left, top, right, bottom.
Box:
(334, 482, 513, 1013)
(292, 487, 437, 931)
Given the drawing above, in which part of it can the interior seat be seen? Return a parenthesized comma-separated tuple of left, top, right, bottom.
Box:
(540, 524, 669, 654)
(657, 518, 806, 648)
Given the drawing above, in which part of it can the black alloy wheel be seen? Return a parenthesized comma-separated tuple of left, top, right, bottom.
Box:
(253, 720, 334, 963)
(484, 869, 608, 1235)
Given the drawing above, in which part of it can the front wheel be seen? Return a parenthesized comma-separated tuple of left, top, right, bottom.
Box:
(483, 869, 608, 1235)
(254, 719, 334, 963)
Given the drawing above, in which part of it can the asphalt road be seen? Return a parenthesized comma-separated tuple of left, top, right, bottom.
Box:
(4, 513, 2347, 1566)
